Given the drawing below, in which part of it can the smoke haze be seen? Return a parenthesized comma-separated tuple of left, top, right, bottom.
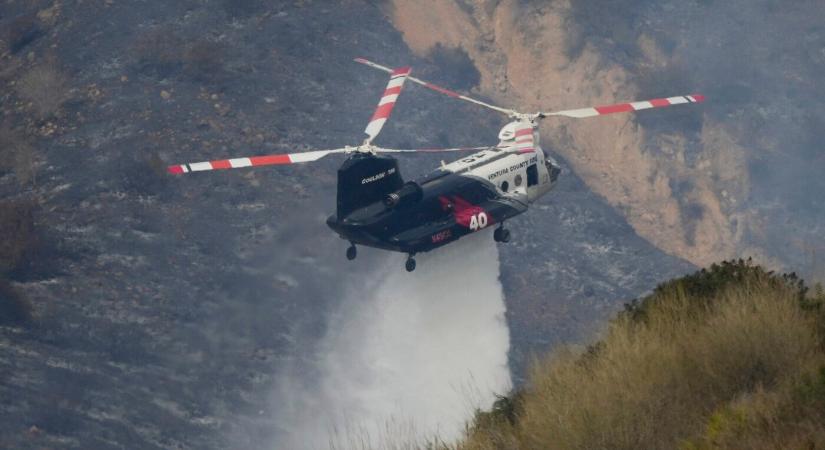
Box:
(274, 230, 511, 448)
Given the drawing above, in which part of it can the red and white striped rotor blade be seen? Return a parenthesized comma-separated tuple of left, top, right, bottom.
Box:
(363, 66, 411, 143)
(543, 94, 705, 119)
(512, 122, 536, 154)
(167, 148, 348, 174)
(374, 145, 495, 154)
(355, 57, 516, 117)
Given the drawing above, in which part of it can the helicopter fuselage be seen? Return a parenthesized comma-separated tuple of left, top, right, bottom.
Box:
(326, 124, 561, 256)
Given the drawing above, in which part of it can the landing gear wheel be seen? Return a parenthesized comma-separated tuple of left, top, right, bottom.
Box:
(494, 228, 511, 243)
(405, 256, 417, 272)
(346, 244, 357, 261)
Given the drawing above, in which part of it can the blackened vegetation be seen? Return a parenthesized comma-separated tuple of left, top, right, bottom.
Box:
(0, 278, 32, 324)
(679, 201, 705, 246)
(132, 27, 185, 78)
(16, 58, 71, 120)
(668, 178, 706, 246)
(0, 198, 39, 325)
(562, 1, 706, 140)
(4, 13, 44, 54)
(118, 150, 170, 197)
(634, 64, 705, 137)
(563, 0, 655, 62)
(133, 29, 227, 84)
(0, 200, 39, 274)
(426, 44, 481, 91)
(182, 39, 227, 84)
(0, 125, 38, 186)
(221, 0, 267, 18)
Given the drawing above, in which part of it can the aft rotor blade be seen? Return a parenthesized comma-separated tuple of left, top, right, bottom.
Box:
(542, 94, 705, 119)
(355, 57, 516, 117)
(373, 146, 495, 154)
(363, 66, 411, 144)
(167, 148, 349, 174)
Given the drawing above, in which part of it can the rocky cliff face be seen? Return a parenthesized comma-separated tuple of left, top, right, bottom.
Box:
(387, 0, 825, 273)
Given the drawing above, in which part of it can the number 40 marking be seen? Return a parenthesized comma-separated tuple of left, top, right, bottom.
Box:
(469, 212, 488, 231)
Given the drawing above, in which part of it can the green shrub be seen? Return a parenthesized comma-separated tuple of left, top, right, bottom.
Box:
(621, 258, 807, 325)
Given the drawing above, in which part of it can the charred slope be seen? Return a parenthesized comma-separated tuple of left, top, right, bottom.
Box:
(1, 1, 688, 448)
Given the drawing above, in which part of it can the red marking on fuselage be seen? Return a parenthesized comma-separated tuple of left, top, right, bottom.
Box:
(439, 195, 494, 229)
(431, 229, 452, 244)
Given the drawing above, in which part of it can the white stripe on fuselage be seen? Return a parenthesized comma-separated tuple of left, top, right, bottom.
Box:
(440, 145, 536, 186)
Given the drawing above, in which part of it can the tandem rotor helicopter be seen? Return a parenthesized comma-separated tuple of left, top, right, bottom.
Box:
(168, 57, 704, 272)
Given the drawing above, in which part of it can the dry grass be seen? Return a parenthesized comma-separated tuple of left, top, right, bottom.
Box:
(459, 265, 825, 449)
(16, 61, 70, 120)
(327, 417, 448, 450)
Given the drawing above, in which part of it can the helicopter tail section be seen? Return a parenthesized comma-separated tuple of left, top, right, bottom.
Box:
(336, 154, 404, 219)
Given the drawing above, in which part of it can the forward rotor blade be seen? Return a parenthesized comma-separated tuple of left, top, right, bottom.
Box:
(355, 57, 516, 117)
(542, 94, 705, 119)
(374, 145, 494, 154)
(167, 148, 349, 174)
(364, 66, 411, 144)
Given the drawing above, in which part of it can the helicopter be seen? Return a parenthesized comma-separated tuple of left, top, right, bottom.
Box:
(168, 57, 704, 272)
